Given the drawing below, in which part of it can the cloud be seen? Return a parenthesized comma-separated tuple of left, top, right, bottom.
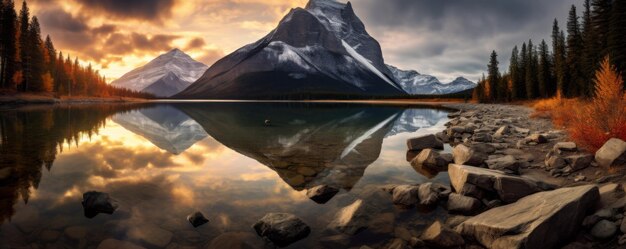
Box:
(196, 49, 225, 66)
(185, 37, 207, 51)
(349, 0, 581, 81)
(74, 0, 177, 24)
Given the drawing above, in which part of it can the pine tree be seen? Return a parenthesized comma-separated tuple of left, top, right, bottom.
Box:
(487, 50, 500, 102)
(26, 16, 44, 91)
(566, 5, 584, 97)
(582, 0, 596, 96)
(553, 20, 568, 97)
(44, 35, 57, 91)
(525, 40, 538, 99)
(608, 0, 626, 87)
(0, 1, 17, 89)
(519, 42, 528, 98)
(509, 46, 523, 100)
(591, 0, 612, 59)
(538, 40, 552, 98)
(18, 0, 30, 91)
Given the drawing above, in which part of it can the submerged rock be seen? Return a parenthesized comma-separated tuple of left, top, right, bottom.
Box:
(127, 224, 173, 248)
(96, 239, 146, 249)
(407, 134, 444, 151)
(187, 211, 209, 228)
(81, 191, 119, 218)
(328, 199, 374, 235)
(253, 213, 310, 247)
(306, 185, 340, 204)
(391, 185, 420, 207)
(418, 183, 448, 206)
(206, 232, 260, 249)
(420, 221, 465, 248)
(595, 138, 626, 168)
(457, 185, 599, 249)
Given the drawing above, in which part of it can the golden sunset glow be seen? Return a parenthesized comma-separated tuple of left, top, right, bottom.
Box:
(28, 0, 307, 81)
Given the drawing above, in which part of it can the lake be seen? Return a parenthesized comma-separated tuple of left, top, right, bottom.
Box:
(0, 102, 453, 249)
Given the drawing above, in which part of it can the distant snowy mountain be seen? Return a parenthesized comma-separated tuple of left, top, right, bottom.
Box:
(112, 105, 208, 154)
(175, 0, 405, 99)
(112, 49, 208, 97)
(386, 108, 450, 137)
(387, 65, 477, 95)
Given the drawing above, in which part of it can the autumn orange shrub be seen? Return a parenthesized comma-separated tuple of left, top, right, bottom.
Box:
(532, 57, 626, 152)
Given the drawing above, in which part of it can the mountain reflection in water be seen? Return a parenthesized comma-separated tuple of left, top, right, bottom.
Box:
(0, 102, 451, 249)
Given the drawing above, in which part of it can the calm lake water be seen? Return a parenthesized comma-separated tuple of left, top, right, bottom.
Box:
(0, 102, 452, 249)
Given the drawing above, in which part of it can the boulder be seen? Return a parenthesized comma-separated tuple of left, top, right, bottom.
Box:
(253, 213, 310, 247)
(407, 134, 444, 151)
(81, 191, 119, 218)
(473, 133, 493, 143)
(485, 155, 522, 174)
(513, 127, 530, 135)
(448, 164, 547, 203)
(391, 185, 419, 207)
(554, 142, 577, 152)
(525, 134, 548, 144)
(493, 126, 509, 139)
(473, 143, 496, 154)
(418, 183, 441, 206)
(595, 138, 626, 167)
(435, 132, 450, 143)
(590, 219, 617, 240)
(545, 154, 567, 170)
(187, 211, 209, 228)
(420, 221, 465, 248)
(452, 144, 487, 166)
(447, 193, 482, 215)
(565, 154, 594, 171)
(457, 185, 599, 249)
(328, 199, 373, 235)
(306, 185, 340, 204)
(411, 149, 453, 171)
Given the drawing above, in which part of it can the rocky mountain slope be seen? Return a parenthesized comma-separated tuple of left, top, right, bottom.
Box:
(111, 49, 208, 97)
(387, 65, 477, 95)
(175, 0, 406, 99)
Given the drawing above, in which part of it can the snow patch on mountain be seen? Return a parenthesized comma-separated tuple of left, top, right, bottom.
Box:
(387, 65, 476, 95)
(112, 49, 208, 97)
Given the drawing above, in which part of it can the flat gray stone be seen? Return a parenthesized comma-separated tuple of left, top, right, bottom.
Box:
(448, 164, 545, 203)
(452, 144, 487, 166)
(457, 185, 599, 249)
(591, 219, 617, 240)
(391, 185, 419, 207)
(554, 142, 577, 152)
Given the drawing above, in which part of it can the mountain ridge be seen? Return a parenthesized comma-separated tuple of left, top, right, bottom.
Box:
(111, 49, 208, 97)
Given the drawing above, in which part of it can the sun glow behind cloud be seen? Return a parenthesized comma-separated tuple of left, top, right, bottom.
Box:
(27, 0, 306, 81)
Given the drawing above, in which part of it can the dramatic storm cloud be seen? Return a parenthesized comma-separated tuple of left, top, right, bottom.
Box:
(28, 0, 581, 82)
(350, 0, 581, 81)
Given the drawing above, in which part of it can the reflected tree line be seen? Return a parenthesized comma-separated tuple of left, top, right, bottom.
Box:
(0, 104, 146, 224)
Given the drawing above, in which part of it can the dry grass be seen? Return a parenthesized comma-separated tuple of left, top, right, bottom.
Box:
(531, 57, 626, 152)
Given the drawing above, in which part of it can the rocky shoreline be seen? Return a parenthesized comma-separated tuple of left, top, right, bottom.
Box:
(250, 103, 626, 249)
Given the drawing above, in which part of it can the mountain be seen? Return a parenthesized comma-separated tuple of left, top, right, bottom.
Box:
(111, 49, 208, 97)
(178, 102, 401, 192)
(387, 65, 477, 95)
(175, 0, 406, 99)
(386, 108, 451, 137)
(111, 105, 208, 154)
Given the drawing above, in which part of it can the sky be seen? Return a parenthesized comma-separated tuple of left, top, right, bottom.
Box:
(28, 0, 582, 82)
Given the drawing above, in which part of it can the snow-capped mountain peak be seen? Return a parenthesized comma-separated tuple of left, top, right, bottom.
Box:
(175, 0, 405, 99)
(387, 65, 477, 95)
(112, 49, 208, 97)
